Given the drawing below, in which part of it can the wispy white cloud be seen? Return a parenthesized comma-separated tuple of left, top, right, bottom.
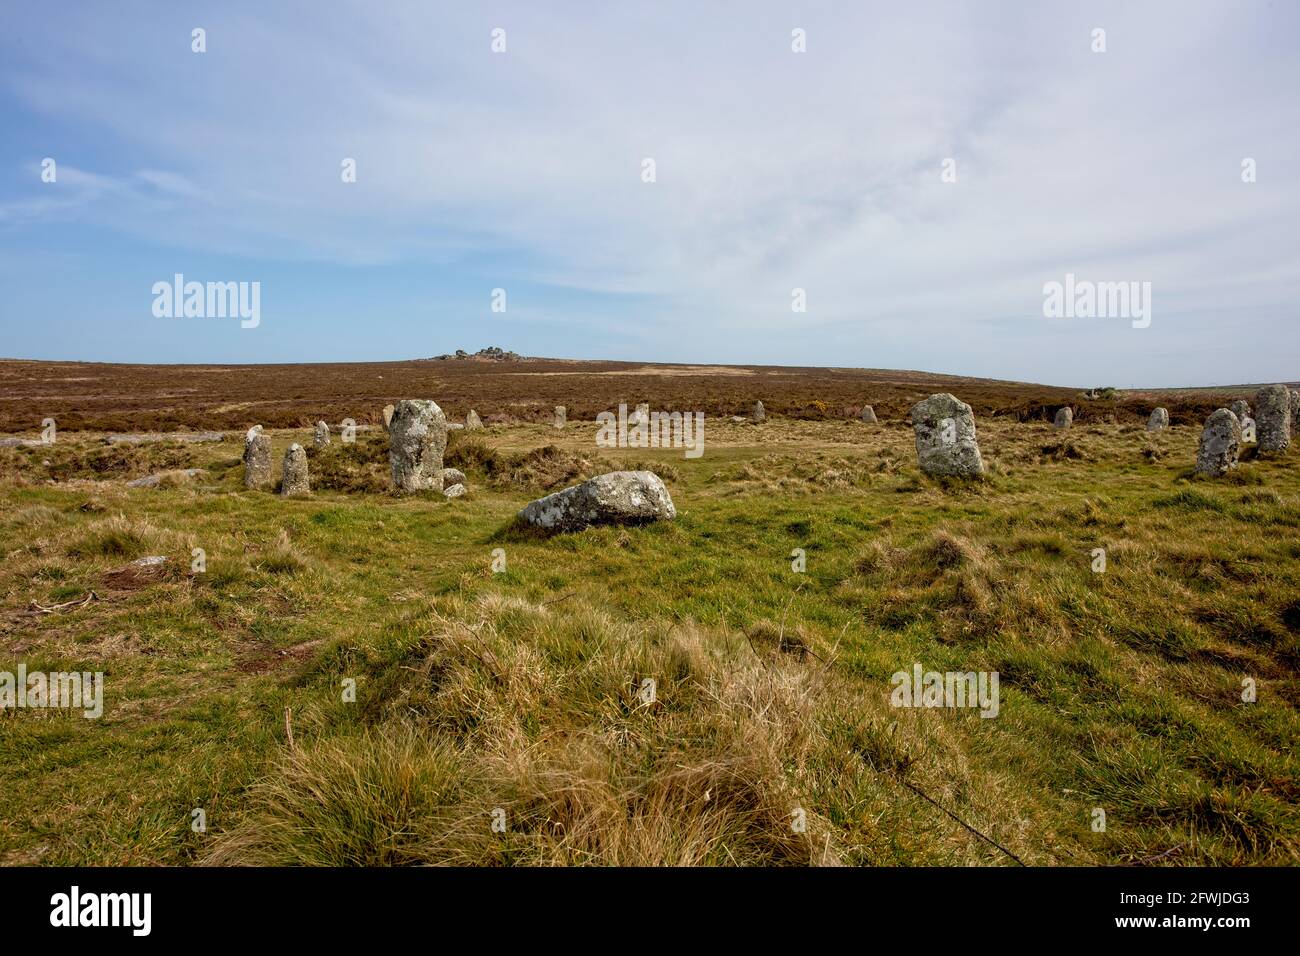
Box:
(0, 0, 1296, 383)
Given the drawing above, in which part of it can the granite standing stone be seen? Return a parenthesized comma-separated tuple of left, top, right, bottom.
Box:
(1196, 409, 1242, 476)
(389, 399, 448, 492)
(910, 393, 985, 478)
(1255, 384, 1291, 453)
(243, 429, 272, 489)
(281, 443, 310, 496)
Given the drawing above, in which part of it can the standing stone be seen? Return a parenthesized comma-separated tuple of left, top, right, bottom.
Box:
(281, 443, 310, 497)
(1254, 384, 1292, 453)
(627, 403, 649, 428)
(1228, 400, 1250, 423)
(465, 410, 483, 430)
(554, 406, 566, 429)
(382, 404, 395, 430)
(1290, 389, 1300, 427)
(1196, 409, 1242, 476)
(1146, 407, 1169, 432)
(910, 394, 985, 478)
(861, 405, 877, 424)
(751, 401, 766, 423)
(313, 421, 331, 449)
(1053, 407, 1074, 430)
(389, 399, 448, 492)
(243, 428, 272, 489)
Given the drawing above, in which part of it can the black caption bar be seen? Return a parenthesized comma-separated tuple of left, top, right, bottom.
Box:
(0, 866, 1277, 943)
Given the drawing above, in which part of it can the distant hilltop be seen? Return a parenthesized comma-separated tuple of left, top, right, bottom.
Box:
(429, 346, 521, 362)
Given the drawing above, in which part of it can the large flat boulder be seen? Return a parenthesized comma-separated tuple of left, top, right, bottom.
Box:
(518, 471, 675, 532)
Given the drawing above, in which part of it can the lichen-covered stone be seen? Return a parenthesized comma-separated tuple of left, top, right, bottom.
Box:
(313, 421, 330, 449)
(1196, 409, 1242, 476)
(281, 443, 310, 497)
(243, 430, 272, 489)
(1054, 407, 1073, 430)
(466, 410, 483, 430)
(518, 471, 675, 532)
(388, 399, 448, 492)
(1147, 407, 1169, 432)
(910, 394, 984, 478)
(1254, 384, 1291, 453)
(861, 405, 877, 423)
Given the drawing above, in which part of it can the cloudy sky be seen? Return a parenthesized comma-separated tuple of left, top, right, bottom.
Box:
(0, 1, 1296, 386)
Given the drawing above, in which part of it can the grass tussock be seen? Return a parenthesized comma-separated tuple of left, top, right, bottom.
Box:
(65, 514, 159, 558)
(207, 595, 894, 866)
(255, 529, 307, 575)
(310, 433, 391, 493)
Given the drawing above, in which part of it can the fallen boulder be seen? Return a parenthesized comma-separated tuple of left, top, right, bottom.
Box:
(126, 468, 206, 489)
(106, 431, 225, 445)
(518, 471, 675, 532)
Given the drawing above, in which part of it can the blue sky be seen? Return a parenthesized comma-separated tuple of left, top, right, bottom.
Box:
(1, 1, 1297, 386)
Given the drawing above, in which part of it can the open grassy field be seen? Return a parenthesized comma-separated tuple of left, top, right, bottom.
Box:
(1, 365, 1298, 866)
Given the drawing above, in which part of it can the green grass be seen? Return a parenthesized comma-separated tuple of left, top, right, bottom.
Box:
(0, 417, 1297, 865)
